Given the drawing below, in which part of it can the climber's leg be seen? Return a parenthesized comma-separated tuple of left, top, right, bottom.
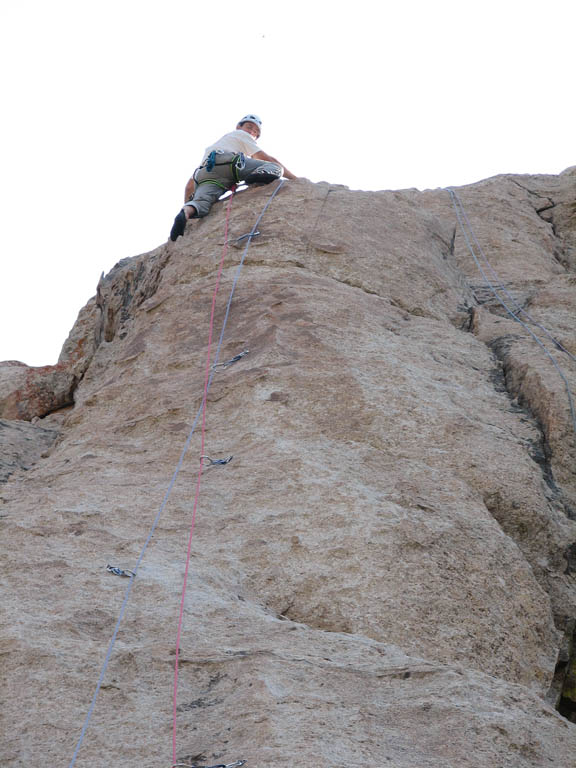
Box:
(238, 156, 283, 185)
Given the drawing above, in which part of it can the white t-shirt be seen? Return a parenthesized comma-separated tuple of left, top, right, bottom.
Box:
(202, 129, 260, 163)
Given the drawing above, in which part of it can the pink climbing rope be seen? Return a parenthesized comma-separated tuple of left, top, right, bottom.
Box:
(172, 188, 236, 765)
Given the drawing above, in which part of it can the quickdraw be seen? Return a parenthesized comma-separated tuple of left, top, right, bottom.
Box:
(232, 152, 245, 183)
(106, 564, 135, 578)
(212, 349, 249, 372)
(234, 230, 260, 244)
(200, 455, 233, 466)
(236, 230, 260, 242)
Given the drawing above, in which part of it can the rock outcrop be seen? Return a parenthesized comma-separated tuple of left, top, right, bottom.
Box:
(1, 170, 576, 767)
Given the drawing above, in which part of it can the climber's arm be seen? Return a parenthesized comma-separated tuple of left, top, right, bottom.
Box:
(184, 177, 195, 202)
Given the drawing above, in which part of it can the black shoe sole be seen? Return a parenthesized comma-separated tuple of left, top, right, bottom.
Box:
(170, 210, 187, 241)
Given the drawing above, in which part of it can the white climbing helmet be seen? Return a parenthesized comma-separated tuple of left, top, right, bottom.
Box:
(238, 114, 262, 132)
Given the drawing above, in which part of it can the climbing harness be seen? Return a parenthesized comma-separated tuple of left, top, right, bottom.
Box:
(198, 151, 246, 185)
(67, 179, 286, 768)
(212, 349, 249, 371)
(200, 454, 234, 466)
(106, 564, 135, 578)
(447, 187, 576, 439)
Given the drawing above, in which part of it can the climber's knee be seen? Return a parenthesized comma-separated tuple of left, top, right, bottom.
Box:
(243, 163, 283, 185)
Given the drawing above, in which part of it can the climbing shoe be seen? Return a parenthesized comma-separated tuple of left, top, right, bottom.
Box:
(170, 209, 187, 241)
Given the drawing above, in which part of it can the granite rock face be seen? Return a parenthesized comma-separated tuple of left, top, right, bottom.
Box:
(0, 418, 59, 483)
(1, 172, 576, 767)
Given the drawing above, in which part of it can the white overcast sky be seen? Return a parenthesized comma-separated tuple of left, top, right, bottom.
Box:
(1, 0, 573, 366)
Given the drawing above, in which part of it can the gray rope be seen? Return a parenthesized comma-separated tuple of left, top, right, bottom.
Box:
(68, 180, 285, 768)
(447, 188, 576, 440)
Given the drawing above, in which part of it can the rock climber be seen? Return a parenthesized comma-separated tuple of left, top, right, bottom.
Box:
(170, 114, 297, 242)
